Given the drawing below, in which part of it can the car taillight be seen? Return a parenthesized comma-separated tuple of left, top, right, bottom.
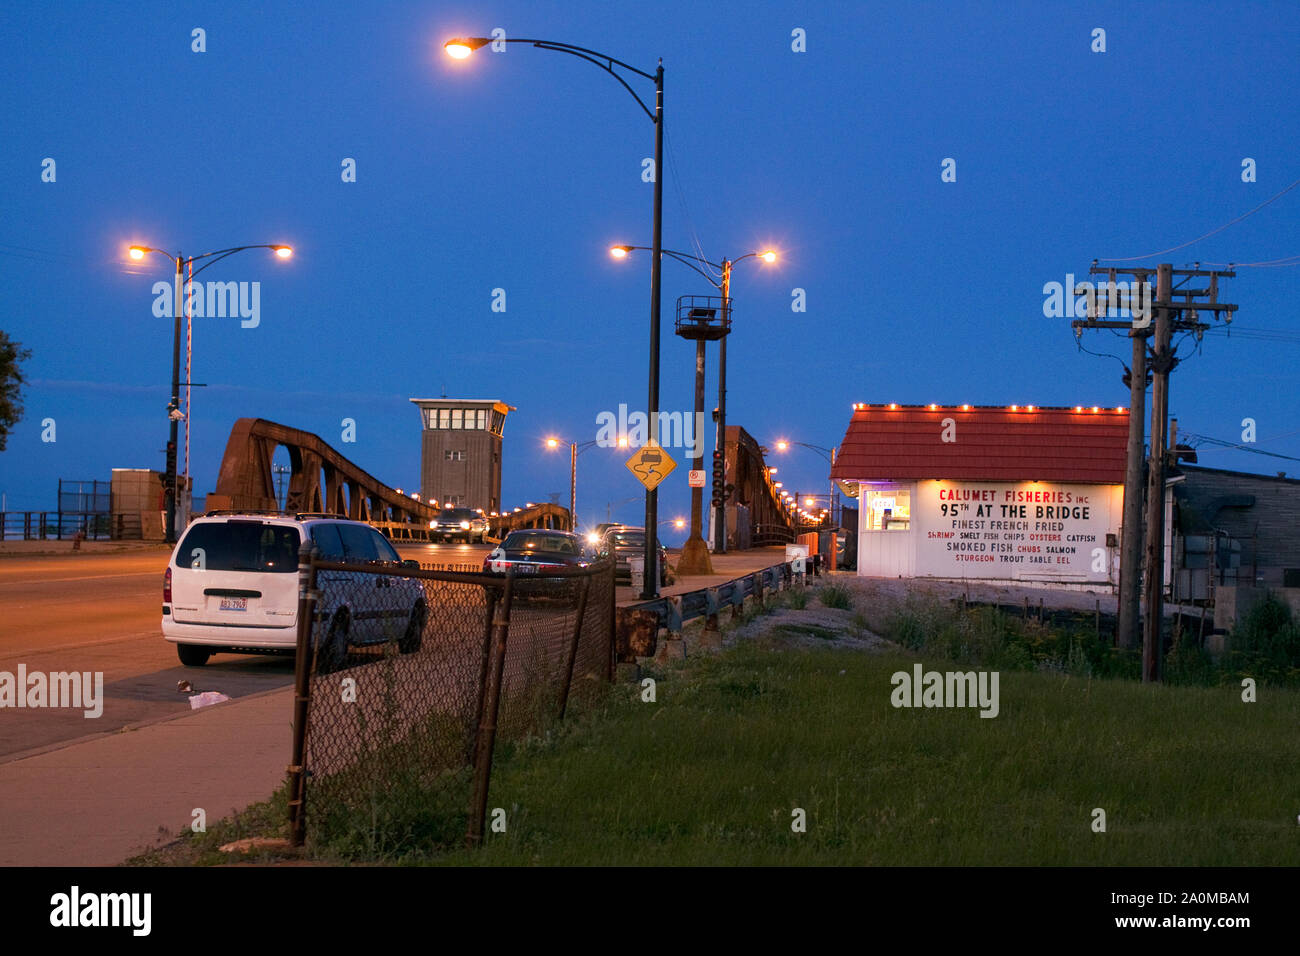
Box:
(163, 566, 172, 603)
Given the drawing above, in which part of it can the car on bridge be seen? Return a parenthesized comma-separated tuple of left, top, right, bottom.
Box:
(597, 526, 673, 585)
(162, 512, 426, 672)
(483, 529, 591, 574)
(430, 507, 490, 543)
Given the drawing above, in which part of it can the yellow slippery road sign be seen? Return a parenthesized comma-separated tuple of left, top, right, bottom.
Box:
(625, 439, 676, 491)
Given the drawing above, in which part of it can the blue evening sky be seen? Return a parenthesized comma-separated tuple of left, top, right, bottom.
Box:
(2, 1, 1297, 536)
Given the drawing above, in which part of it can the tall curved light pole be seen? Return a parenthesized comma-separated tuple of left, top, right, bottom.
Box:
(446, 35, 664, 598)
(545, 436, 604, 534)
(773, 438, 839, 527)
(611, 245, 776, 556)
(127, 243, 293, 543)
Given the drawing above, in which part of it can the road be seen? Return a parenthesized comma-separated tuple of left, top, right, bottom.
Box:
(0, 542, 492, 760)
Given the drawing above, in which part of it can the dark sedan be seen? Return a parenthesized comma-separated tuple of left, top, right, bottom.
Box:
(482, 529, 594, 602)
(482, 529, 592, 573)
(598, 526, 672, 584)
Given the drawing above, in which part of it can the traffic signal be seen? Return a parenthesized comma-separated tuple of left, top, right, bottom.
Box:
(711, 449, 725, 508)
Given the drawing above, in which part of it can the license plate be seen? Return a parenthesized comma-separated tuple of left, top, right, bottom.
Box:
(513, 564, 537, 574)
(219, 597, 248, 612)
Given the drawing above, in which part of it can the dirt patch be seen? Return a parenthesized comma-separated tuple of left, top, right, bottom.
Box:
(724, 597, 890, 653)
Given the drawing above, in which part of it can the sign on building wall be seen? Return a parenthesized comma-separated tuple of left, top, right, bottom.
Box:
(911, 481, 1121, 581)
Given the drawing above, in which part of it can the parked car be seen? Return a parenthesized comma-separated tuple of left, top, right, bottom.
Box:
(587, 522, 623, 546)
(482, 529, 593, 602)
(430, 507, 489, 543)
(483, 529, 591, 574)
(598, 526, 672, 585)
(162, 513, 425, 672)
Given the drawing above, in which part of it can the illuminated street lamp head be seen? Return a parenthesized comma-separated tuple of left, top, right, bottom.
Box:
(444, 37, 490, 59)
(775, 440, 789, 452)
(805, 497, 815, 507)
(273, 245, 293, 259)
(760, 250, 777, 264)
(128, 246, 146, 260)
(545, 437, 560, 449)
(674, 518, 685, 529)
(617, 435, 629, 448)
(609, 245, 632, 259)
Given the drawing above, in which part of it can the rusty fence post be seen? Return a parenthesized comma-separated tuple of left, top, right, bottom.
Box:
(468, 589, 499, 766)
(287, 540, 319, 848)
(605, 561, 617, 682)
(467, 569, 515, 848)
(558, 572, 593, 720)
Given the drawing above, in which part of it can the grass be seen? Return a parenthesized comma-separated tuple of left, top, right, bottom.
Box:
(134, 590, 1300, 866)
(818, 583, 853, 610)
(436, 642, 1300, 866)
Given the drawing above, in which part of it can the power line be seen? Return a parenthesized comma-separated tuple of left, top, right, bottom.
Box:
(1182, 432, 1300, 462)
(1100, 177, 1300, 262)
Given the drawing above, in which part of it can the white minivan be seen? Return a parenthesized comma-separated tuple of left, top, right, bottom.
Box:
(162, 513, 427, 670)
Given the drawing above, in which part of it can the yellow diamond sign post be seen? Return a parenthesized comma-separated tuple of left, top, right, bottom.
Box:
(625, 439, 676, 491)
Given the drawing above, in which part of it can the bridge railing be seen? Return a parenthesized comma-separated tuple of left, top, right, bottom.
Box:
(614, 555, 821, 661)
(0, 511, 113, 541)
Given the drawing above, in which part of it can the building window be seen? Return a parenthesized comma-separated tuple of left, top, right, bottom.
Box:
(475, 409, 487, 429)
(864, 488, 910, 531)
(443, 449, 465, 461)
(438, 408, 450, 429)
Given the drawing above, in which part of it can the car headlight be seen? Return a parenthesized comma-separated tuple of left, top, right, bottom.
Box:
(460, 521, 471, 530)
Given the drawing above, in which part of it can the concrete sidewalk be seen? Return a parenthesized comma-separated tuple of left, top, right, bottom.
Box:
(0, 686, 293, 866)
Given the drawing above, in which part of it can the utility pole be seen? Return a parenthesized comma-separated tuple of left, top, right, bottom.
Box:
(713, 259, 732, 554)
(1143, 264, 1174, 682)
(1073, 261, 1237, 681)
(1118, 312, 1148, 650)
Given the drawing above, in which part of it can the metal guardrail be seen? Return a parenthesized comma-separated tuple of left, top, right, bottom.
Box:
(615, 555, 822, 659)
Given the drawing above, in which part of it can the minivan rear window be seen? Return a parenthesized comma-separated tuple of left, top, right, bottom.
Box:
(177, 521, 301, 573)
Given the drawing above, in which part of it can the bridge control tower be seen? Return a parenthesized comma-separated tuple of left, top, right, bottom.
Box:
(409, 398, 514, 513)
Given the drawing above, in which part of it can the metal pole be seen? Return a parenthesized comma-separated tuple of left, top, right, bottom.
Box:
(715, 259, 730, 553)
(287, 539, 318, 846)
(558, 572, 593, 719)
(1142, 263, 1173, 682)
(641, 62, 663, 600)
(165, 256, 183, 544)
(467, 569, 514, 846)
(677, 336, 713, 575)
(1117, 322, 1147, 650)
(829, 447, 837, 528)
(570, 442, 577, 534)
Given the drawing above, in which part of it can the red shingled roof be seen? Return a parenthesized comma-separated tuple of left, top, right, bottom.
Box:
(829, 404, 1129, 484)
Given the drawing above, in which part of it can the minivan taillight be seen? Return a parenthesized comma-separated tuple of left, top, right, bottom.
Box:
(163, 566, 172, 603)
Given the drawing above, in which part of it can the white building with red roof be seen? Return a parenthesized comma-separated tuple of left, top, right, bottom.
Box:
(829, 404, 1130, 584)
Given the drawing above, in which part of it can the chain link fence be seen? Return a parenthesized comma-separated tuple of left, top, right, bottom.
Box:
(287, 544, 615, 857)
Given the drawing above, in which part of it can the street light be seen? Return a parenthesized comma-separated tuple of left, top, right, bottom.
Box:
(447, 34, 665, 599)
(610, 244, 777, 557)
(772, 438, 840, 527)
(545, 436, 602, 534)
(127, 242, 292, 543)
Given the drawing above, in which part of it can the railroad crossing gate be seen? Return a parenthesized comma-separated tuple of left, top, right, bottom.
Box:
(625, 439, 676, 491)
